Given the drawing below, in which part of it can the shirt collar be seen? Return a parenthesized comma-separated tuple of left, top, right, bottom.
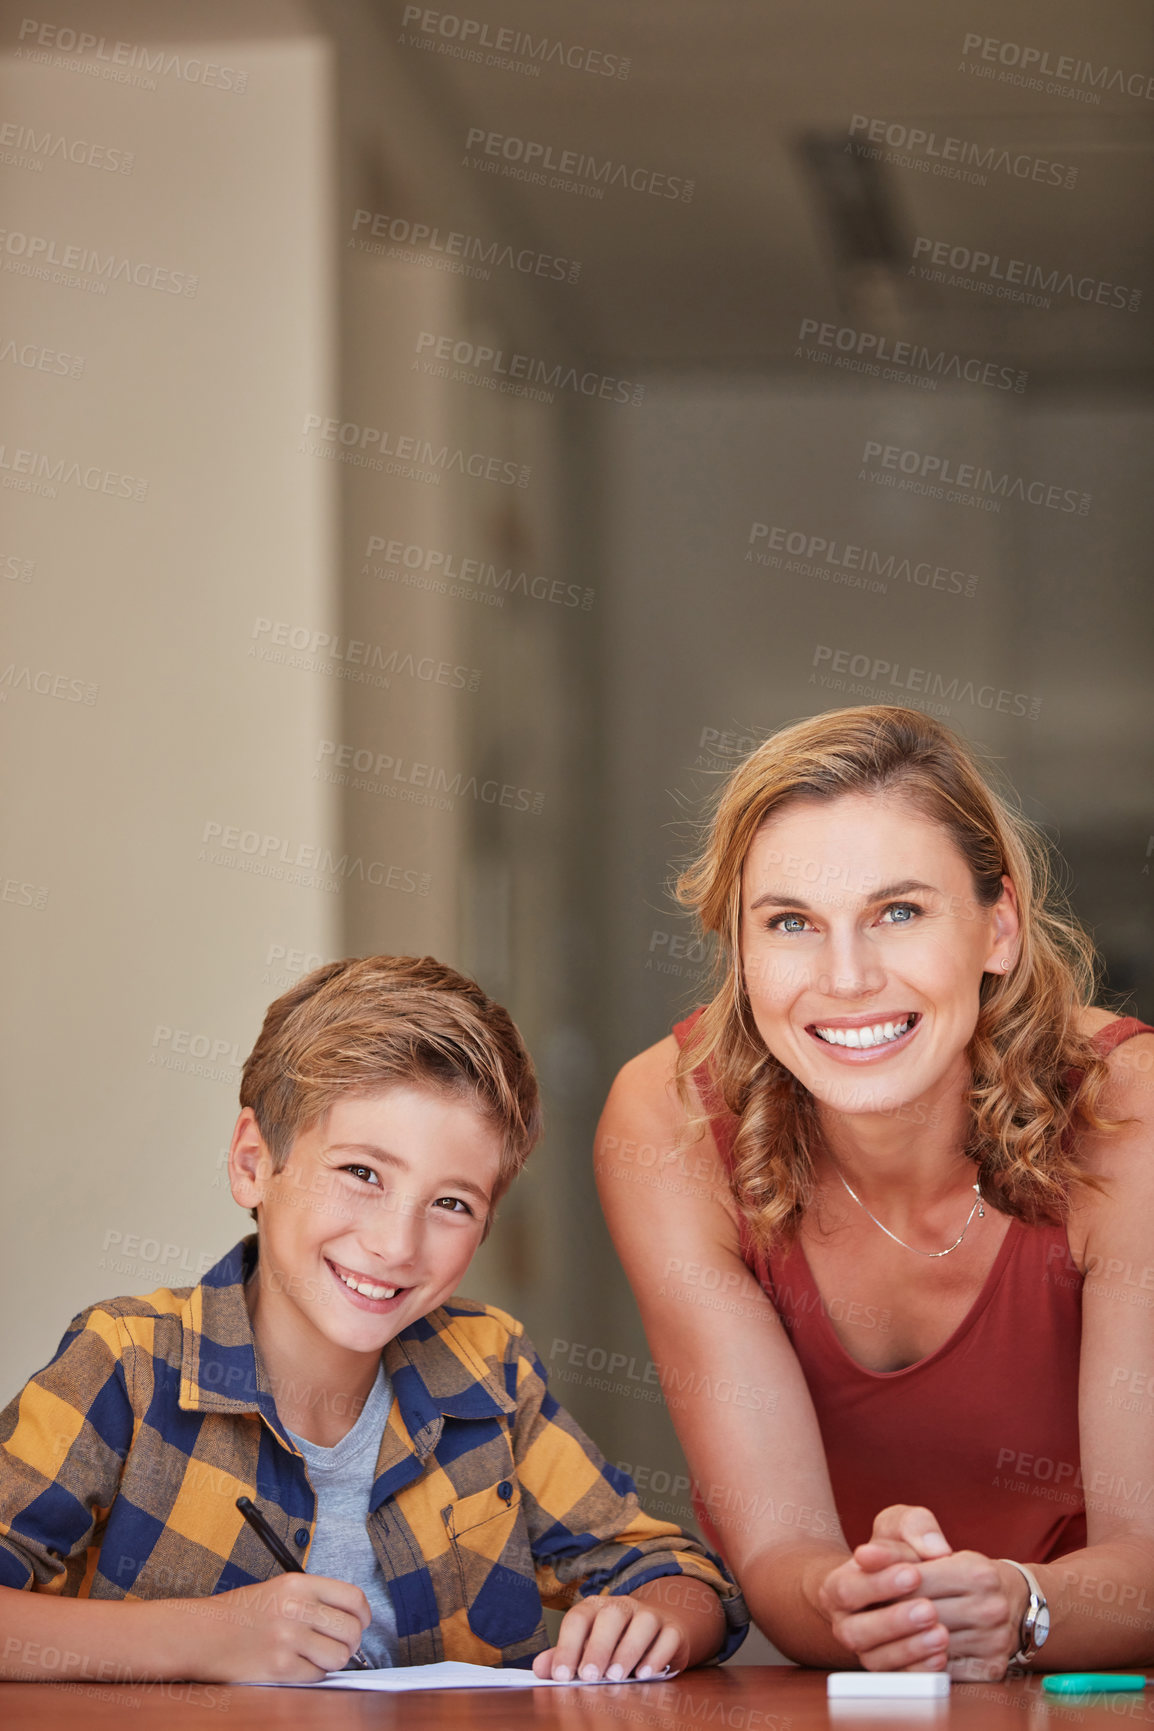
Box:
(178, 1236, 268, 1417)
(179, 1238, 515, 1434)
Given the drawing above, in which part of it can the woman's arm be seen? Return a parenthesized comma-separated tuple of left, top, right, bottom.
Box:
(595, 1037, 948, 1670)
(1021, 1029, 1154, 1666)
(823, 1029, 1154, 1679)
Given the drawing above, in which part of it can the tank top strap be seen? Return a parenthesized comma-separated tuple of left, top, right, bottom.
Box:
(1087, 1015, 1154, 1055)
(671, 1008, 767, 1277)
(672, 1006, 737, 1162)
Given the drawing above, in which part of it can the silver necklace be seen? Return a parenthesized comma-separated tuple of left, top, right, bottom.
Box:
(835, 1169, 985, 1258)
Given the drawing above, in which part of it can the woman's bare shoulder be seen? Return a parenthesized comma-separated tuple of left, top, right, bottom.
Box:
(1076, 1005, 1116, 1038)
(602, 1028, 717, 1143)
(608, 1032, 682, 1111)
(597, 1032, 734, 1223)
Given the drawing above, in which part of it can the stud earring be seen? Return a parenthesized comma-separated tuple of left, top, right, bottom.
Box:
(1000, 958, 1012, 970)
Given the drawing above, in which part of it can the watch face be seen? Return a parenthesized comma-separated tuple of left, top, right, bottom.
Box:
(1034, 1605, 1051, 1647)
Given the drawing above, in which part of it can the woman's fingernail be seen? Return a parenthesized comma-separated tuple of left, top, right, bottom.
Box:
(553, 1665, 570, 1681)
(580, 1664, 601, 1681)
(637, 1666, 653, 1680)
(919, 1630, 946, 1652)
(608, 1665, 624, 1681)
(921, 1532, 950, 1554)
(894, 1568, 917, 1591)
(910, 1604, 934, 1626)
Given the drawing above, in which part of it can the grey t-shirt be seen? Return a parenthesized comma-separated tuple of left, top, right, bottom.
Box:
(286, 1362, 399, 1668)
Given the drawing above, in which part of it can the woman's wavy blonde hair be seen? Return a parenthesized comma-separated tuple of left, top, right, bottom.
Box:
(675, 705, 1120, 1248)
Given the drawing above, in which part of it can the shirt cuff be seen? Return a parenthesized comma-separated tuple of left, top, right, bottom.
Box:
(601, 1559, 751, 1664)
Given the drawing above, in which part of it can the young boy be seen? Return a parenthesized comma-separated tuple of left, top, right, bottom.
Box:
(0, 956, 747, 1684)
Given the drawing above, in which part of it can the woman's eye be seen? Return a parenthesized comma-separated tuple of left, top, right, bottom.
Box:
(341, 1164, 381, 1186)
(769, 913, 811, 934)
(432, 1196, 473, 1215)
(879, 902, 920, 925)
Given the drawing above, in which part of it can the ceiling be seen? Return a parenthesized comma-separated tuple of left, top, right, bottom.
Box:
(371, 0, 1154, 376)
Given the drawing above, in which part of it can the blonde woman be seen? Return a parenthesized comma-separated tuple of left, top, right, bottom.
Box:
(597, 706, 1154, 1679)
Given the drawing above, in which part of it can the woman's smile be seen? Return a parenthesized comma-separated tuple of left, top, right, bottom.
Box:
(806, 1010, 922, 1060)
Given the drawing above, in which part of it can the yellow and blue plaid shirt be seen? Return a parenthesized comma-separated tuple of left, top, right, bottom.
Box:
(0, 1237, 747, 1666)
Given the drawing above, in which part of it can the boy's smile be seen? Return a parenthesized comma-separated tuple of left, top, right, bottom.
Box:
(229, 1084, 503, 1437)
(325, 1255, 403, 1308)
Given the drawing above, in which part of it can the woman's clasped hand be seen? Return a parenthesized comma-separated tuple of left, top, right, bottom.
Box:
(817, 1505, 1027, 1679)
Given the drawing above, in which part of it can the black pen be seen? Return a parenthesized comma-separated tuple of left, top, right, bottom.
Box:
(236, 1495, 372, 1671)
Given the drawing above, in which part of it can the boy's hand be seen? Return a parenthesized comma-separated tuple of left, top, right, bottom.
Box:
(532, 1577, 724, 1682)
(532, 1596, 684, 1682)
(189, 1574, 371, 1682)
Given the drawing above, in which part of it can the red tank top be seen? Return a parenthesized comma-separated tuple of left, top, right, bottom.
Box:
(672, 1010, 1154, 1564)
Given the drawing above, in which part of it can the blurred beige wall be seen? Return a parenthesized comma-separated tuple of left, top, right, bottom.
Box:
(0, 0, 599, 1399)
(0, 2, 340, 1391)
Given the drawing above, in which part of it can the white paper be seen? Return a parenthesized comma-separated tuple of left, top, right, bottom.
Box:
(263, 1660, 666, 1691)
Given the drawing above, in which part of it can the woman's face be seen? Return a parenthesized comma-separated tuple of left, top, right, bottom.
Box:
(739, 791, 1018, 1120)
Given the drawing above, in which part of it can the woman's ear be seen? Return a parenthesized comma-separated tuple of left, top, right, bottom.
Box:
(982, 874, 1021, 974)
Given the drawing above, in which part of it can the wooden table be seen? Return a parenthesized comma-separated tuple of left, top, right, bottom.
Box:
(1, 1667, 1150, 1730)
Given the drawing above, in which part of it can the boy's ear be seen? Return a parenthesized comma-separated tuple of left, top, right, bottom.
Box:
(228, 1108, 274, 1212)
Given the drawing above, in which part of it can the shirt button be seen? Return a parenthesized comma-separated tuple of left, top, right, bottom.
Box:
(497, 1481, 513, 1503)
(294, 1527, 310, 1547)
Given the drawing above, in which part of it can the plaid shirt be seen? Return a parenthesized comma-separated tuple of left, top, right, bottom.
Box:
(0, 1237, 747, 1666)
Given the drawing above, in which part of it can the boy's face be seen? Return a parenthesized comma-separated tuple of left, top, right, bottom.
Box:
(232, 1084, 503, 1357)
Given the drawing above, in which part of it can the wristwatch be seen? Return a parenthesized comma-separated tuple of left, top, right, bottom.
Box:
(1000, 1559, 1050, 1663)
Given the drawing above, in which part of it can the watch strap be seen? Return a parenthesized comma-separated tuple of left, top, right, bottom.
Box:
(999, 1559, 1047, 1662)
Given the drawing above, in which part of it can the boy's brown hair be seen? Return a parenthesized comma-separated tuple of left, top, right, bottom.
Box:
(240, 955, 542, 1219)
